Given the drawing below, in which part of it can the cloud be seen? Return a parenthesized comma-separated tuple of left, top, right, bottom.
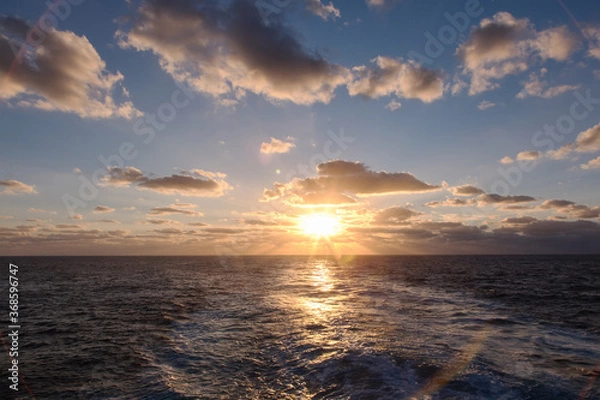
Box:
(385, 100, 402, 111)
(55, 224, 83, 229)
(426, 198, 473, 207)
(348, 57, 444, 103)
(0, 179, 36, 195)
(371, 207, 421, 225)
(457, 12, 579, 95)
(93, 205, 115, 214)
(102, 166, 230, 197)
(145, 219, 179, 225)
(547, 123, 600, 160)
(260, 137, 296, 154)
(583, 25, 600, 60)
(28, 208, 49, 213)
(581, 156, 600, 170)
(516, 68, 579, 99)
(117, 0, 350, 106)
(306, 0, 340, 20)
(478, 194, 536, 205)
(297, 192, 357, 205)
(150, 228, 187, 235)
(477, 100, 495, 110)
(69, 214, 83, 220)
(262, 160, 441, 204)
(516, 150, 541, 161)
(148, 207, 203, 216)
(366, 0, 393, 8)
(241, 219, 294, 227)
(539, 199, 600, 219)
(188, 222, 209, 227)
(501, 216, 538, 224)
(500, 156, 514, 164)
(0, 16, 140, 119)
(449, 185, 485, 196)
(503, 219, 600, 236)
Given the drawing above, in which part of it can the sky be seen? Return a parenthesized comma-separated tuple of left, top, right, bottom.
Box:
(1, 0, 600, 255)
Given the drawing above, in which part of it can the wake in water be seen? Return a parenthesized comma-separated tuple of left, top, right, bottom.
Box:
(1, 256, 599, 399)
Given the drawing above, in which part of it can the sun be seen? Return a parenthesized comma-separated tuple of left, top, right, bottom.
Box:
(298, 213, 342, 238)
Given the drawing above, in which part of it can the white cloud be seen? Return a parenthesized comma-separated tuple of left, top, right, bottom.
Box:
(548, 122, 600, 160)
(348, 57, 444, 103)
(516, 150, 541, 161)
(517, 69, 579, 99)
(477, 100, 495, 110)
(457, 12, 579, 95)
(385, 100, 402, 111)
(306, 0, 340, 20)
(0, 17, 141, 119)
(581, 156, 600, 170)
(260, 137, 296, 154)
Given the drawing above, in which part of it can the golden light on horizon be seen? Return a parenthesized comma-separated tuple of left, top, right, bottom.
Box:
(298, 213, 342, 238)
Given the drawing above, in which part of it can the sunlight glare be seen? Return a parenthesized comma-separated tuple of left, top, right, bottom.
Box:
(299, 214, 342, 238)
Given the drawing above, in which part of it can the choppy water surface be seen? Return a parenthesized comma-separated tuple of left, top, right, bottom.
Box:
(1, 255, 599, 399)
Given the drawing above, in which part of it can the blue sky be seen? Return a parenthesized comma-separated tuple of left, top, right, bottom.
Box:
(1, 0, 599, 255)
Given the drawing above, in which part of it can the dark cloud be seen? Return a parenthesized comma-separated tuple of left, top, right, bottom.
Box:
(102, 166, 230, 197)
(372, 206, 421, 225)
(148, 207, 203, 216)
(501, 216, 538, 225)
(478, 194, 536, 205)
(146, 219, 177, 225)
(539, 199, 600, 219)
(262, 160, 441, 204)
(117, 0, 350, 105)
(93, 205, 115, 214)
(449, 185, 485, 196)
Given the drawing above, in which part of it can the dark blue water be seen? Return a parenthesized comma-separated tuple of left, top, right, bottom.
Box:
(1, 256, 599, 399)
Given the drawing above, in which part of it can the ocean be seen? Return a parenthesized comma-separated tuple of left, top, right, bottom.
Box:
(1, 256, 599, 399)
